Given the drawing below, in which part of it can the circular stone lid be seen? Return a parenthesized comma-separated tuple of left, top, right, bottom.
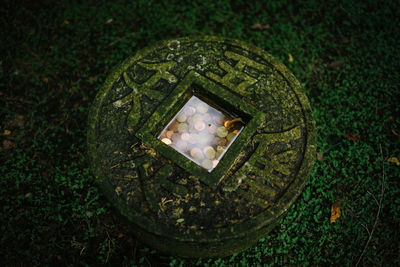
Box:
(87, 36, 316, 258)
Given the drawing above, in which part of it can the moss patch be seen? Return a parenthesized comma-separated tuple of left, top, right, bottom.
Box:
(87, 36, 316, 258)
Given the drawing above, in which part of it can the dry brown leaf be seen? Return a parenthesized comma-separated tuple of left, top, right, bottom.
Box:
(15, 115, 25, 127)
(330, 202, 341, 223)
(43, 77, 49, 83)
(388, 157, 400, 166)
(251, 23, 270, 30)
(88, 76, 98, 83)
(317, 152, 324, 161)
(3, 129, 11, 136)
(3, 140, 15, 150)
(41, 171, 49, 179)
(327, 60, 346, 68)
(344, 132, 360, 142)
(288, 53, 294, 63)
(63, 20, 69, 25)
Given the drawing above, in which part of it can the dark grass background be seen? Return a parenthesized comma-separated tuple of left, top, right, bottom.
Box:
(1, 0, 399, 265)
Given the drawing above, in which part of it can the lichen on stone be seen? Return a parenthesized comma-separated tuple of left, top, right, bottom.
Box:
(87, 36, 316, 258)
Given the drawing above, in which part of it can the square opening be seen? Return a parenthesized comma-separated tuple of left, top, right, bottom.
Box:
(136, 71, 265, 188)
(158, 95, 246, 172)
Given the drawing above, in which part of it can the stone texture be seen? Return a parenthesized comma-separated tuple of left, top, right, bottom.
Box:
(87, 36, 316, 258)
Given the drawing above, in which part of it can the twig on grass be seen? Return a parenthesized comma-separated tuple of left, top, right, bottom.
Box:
(355, 145, 385, 266)
(366, 190, 379, 206)
(105, 230, 113, 263)
(360, 223, 371, 236)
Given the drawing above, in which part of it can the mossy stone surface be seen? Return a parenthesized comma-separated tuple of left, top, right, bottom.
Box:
(87, 36, 316, 258)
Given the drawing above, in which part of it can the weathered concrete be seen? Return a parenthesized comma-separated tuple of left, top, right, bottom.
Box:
(87, 36, 316, 258)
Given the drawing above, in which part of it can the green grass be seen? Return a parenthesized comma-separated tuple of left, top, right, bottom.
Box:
(1, 0, 399, 265)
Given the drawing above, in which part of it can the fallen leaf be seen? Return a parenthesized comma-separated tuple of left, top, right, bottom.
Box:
(327, 60, 346, 68)
(3, 129, 11, 136)
(118, 233, 124, 238)
(105, 18, 113, 24)
(63, 20, 69, 25)
(251, 23, 270, 30)
(3, 140, 15, 150)
(330, 202, 341, 223)
(88, 76, 98, 83)
(288, 53, 294, 63)
(344, 132, 360, 142)
(115, 186, 122, 195)
(41, 171, 49, 179)
(15, 115, 25, 127)
(43, 77, 49, 83)
(388, 157, 400, 166)
(317, 152, 324, 161)
(341, 38, 349, 44)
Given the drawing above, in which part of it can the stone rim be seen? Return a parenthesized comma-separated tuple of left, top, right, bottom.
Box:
(87, 35, 316, 255)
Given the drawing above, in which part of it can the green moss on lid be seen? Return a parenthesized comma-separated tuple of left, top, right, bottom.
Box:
(87, 35, 316, 258)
